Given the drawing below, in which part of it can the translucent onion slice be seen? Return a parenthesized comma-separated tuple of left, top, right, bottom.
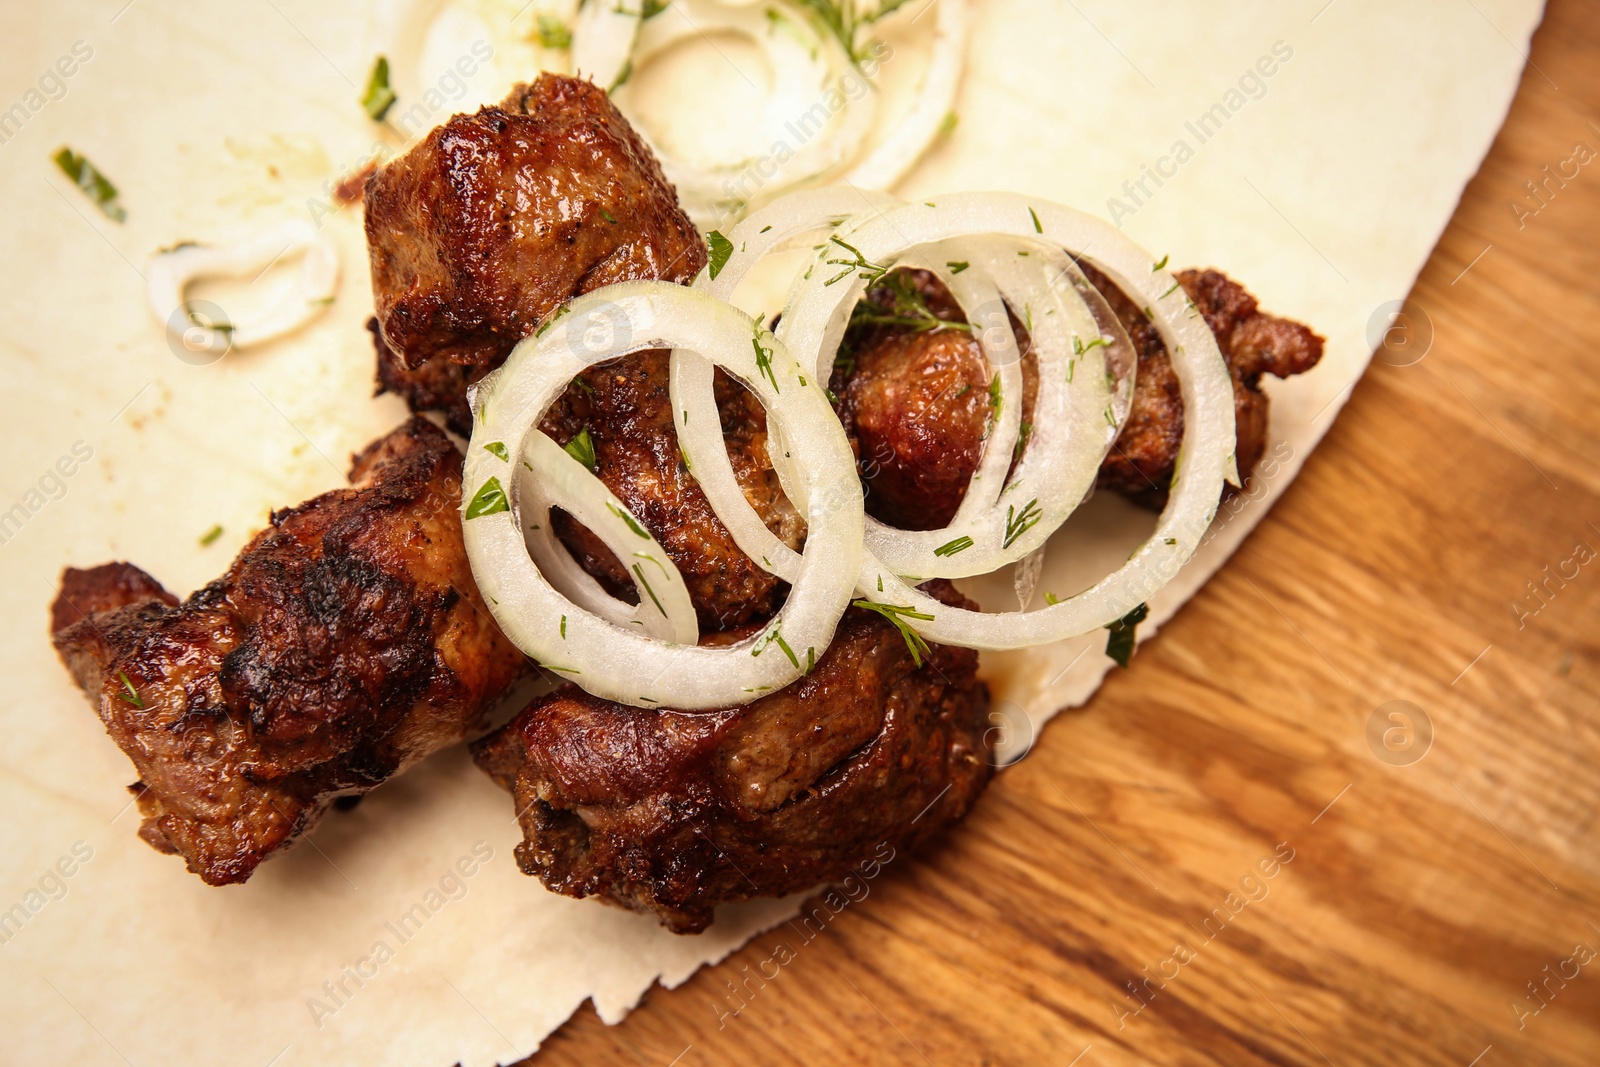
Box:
(670, 186, 902, 585)
(614, 0, 874, 225)
(826, 194, 1237, 649)
(463, 282, 863, 709)
(841, 0, 969, 189)
(571, 0, 641, 91)
(777, 207, 1130, 580)
(146, 220, 339, 357)
(517, 431, 697, 645)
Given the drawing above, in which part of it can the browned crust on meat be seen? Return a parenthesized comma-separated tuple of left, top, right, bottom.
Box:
(50, 418, 526, 885)
(364, 74, 706, 394)
(471, 582, 992, 933)
(836, 266, 1324, 526)
(537, 353, 802, 631)
(1089, 266, 1324, 504)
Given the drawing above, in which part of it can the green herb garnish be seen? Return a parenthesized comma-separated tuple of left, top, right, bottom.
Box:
(536, 305, 570, 338)
(947, 260, 969, 274)
(607, 501, 650, 538)
(465, 477, 509, 519)
(631, 563, 667, 615)
(361, 57, 397, 121)
(116, 671, 143, 708)
(938, 111, 958, 137)
(707, 230, 735, 280)
(753, 333, 780, 393)
(609, 58, 634, 92)
(199, 524, 224, 546)
(536, 15, 573, 48)
(599, 206, 618, 224)
(52, 147, 125, 222)
(1002, 498, 1042, 549)
(483, 441, 509, 462)
(1029, 206, 1043, 233)
(1104, 602, 1149, 668)
(852, 600, 933, 666)
(934, 535, 974, 557)
(823, 235, 888, 287)
(563, 428, 597, 471)
(1152, 254, 1169, 271)
(793, 0, 912, 68)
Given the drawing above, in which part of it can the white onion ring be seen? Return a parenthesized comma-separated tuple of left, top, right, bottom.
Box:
(146, 219, 339, 358)
(463, 282, 864, 709)
(674, 190, 1233, 650)
(841, 0, 968, 190)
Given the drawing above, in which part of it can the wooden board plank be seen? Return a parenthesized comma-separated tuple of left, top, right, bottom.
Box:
(523, 2, 1600, 1063)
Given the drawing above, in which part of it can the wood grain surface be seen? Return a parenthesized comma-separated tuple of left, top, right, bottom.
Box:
(520, 3, 1600, 1064)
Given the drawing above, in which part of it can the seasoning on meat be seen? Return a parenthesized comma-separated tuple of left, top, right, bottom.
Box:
(365, 73, 706, 433)
(835, 266, 1324, 525)
(472, 581, 992, 933)
(50, 418, 526, 885)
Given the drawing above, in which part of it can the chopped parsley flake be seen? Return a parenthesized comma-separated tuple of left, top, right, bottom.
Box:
(1104, 602, 1149, 668)
(464, 477, 509, 519)
(53, 147, 126, 222)
(563, 428, 597, 471)
(198, 524, 224, 546)
(707, 230, 735, 279)
(483, 441, 509, 462)
(947, 260, 969, 274)
(361, 57, 397, 121)
(852, 600, 934, 666)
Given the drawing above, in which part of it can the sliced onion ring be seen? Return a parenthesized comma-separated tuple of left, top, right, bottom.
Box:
(463, 282, 863, 709)
(146, 220, 339, 358)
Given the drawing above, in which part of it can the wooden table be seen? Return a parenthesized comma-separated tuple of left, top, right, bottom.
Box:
(526, 3, 1600, 1063)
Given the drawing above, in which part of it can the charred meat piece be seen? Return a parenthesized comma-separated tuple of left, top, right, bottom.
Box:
(832, 270, 1038, 531)
(1088, 265, 1323, 505)
(834, 266, 1323, 525)
(472, 582, 992, 933)
(50, 418, 526, 885)
(539, 353, 803, 633)
(366, 73, 706, 432)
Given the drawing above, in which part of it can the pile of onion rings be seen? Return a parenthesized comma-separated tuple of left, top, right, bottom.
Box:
(462, 189, 1237, 709)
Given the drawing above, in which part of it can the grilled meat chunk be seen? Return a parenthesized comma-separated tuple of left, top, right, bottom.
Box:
(1089, 265, 1323, 504)
(50, 418, 525, 885)
(366, 73, 706, 432)
(835, 266, 1323, 526)
(472, 582, 992, 933)
(539, 353, 803, 632)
